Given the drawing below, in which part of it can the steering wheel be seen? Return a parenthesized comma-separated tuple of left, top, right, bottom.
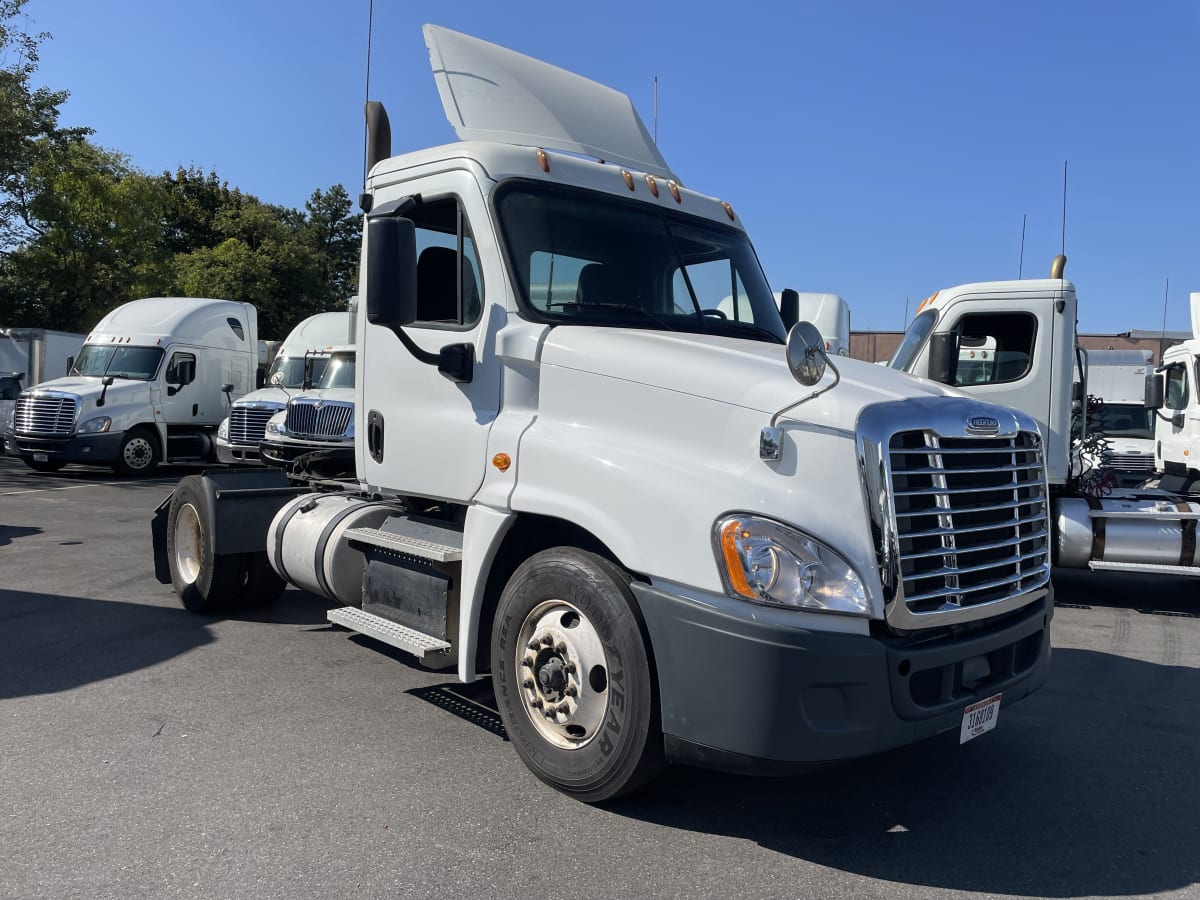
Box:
(699, 309, 727, 319)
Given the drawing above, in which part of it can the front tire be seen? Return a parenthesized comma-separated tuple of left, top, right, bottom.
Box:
(491, 547, 664, 802)
(113, 427, 160, 476)
(166, 475, 248, 613)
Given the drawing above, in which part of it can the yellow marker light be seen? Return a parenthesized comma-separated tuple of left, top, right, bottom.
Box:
(621, 169, 635, 191)
(668, 180, 681, 203)
(719, 519, 756, 599)
(536, 148, 550, 172)
(492, 453, 512, 471)
(721, 201, 735, 221)
(645, 175, 659, 197)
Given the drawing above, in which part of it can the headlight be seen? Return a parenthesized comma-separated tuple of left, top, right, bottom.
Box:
(217, 418, 229, 440)
(713, 514, 869, 616)
(265, 413, 286, 436)
(77, 416, 112, 434)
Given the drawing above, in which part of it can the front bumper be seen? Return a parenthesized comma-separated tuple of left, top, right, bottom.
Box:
(634, 582, 1052, 772)
(215, 436, 261, 465)
(5, 430, 125, 464)
(260, 437, 353, 468)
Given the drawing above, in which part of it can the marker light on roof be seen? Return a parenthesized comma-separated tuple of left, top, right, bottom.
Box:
(722, 201, 735, 221)
(536, 148, 549, 172)
(645, 175, 659, 197)
(621, 170, 635, 191)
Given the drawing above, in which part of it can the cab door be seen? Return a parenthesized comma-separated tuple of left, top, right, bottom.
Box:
(358, 171, 502, 503)
(1156, 359, 1192, 473)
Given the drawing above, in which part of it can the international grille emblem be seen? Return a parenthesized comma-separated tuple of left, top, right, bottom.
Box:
(314, 400, 324, 410)
(967, 415, 999, 434)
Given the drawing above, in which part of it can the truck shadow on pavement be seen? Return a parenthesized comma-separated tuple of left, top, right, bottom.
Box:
(616, 647, 1199, 897)
(0, 524, 40, 546)
(0, 588, 214, 699)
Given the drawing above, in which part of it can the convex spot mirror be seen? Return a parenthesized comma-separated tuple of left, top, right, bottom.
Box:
(785, 321, 827, 387)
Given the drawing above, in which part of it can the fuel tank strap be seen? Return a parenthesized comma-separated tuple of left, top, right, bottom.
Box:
(1178, 502, 1195, 566)
(1084, 495, 1105, 561)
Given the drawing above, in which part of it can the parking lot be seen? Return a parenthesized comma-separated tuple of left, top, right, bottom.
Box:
(1, 454, 1198, 900)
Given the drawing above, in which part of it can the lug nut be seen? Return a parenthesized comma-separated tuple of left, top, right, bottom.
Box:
(522, 678, 534, 689)
(521, 656, 534, 668)
(565, 686, 577, 697)
(554, 642, 567, 654)
(541, 634, 554, 646)
(565, 662, 576, 674)
(527, 640, 541, 651)
(529, 697, 543, 708)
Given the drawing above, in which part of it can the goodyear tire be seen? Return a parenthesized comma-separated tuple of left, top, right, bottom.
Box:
(166, 475, 247, 614)
(491, 547, 664, 802)
(113, 427, 160, 477)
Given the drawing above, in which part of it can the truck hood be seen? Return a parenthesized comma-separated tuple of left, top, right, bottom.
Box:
(233, 387, 289, 408)
(24, 376, 152, 424)
(540, 327, 962, 433)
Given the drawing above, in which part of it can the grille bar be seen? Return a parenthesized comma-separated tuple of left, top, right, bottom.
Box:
(902, 564, 1050, 605)
(894, 495, 1044, 518)
(229, 406, 279, 444)
(284, 400, 353, 438)
(902, 528, 1050, 563)
(903, 511, 1047, 541)
(14, 395, 78, 437)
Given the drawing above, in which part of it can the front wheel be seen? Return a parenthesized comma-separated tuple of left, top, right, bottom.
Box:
(491, 548, 664, 802)
(113, 427, 160, 476)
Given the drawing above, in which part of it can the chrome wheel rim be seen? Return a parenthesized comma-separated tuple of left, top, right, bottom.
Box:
(515, 599, 609, 750)
(123, 436, 154, 470)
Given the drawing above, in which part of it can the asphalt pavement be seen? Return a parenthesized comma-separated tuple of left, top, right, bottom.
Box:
(1, 456, 1197, 900)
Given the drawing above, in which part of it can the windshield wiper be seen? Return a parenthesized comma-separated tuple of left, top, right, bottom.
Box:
(703, 318, 785, 344)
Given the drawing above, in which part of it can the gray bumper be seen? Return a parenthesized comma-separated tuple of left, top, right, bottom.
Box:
(216, 438, 261, 465)
(633, 582, 1052, 772)
(5, 430, 125, 464)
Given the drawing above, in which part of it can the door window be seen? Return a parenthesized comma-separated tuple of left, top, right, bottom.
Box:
(408, 198, 483, 327)
(165, 351, 196, 385)
(953, 313, 1037, 386)
(1165, 364, 1189, 409)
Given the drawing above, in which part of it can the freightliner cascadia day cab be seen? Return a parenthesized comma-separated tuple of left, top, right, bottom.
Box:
(216, 311, 352, 465)
(894, 261, 1200, 578)
(151, 25, 1053, 801)
(7, 297, 257, 474)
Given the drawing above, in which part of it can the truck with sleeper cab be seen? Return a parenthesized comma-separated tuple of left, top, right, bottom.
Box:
(151, 25, 1053, 801)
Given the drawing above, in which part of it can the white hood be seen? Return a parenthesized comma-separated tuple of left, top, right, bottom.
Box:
(539, 327, 960, 432)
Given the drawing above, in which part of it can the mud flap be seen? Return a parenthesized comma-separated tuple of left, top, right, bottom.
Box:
(151, 493, 173, 584)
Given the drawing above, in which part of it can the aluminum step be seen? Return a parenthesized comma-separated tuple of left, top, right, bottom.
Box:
(1088, 560, 1200, 577)
(344, 526, 463, 562)
(327, 606, 453, 660)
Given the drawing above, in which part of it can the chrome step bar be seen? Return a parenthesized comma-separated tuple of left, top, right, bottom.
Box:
(327, 606, 452, 660)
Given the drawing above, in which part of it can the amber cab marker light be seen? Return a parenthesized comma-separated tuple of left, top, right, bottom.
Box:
(668, 180, 681, 203)
(721, 201, 735, 221)
(645, 175, 659, 197)
(719, 520, 756, 599)
(536, 148, 550, 172)
(621, 169, 635, 191)
(492, 453, 512, 472)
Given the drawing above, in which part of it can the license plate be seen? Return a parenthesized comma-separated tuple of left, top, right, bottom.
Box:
(960, 693, 1002, 744)
(32, 453, 48, 462)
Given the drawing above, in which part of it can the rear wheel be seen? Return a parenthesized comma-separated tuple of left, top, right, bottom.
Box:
(491, 547, 664, 802)
(167, 476, 247, 613)
(24, 457, 66, 473)
(113, 427, 160, 476)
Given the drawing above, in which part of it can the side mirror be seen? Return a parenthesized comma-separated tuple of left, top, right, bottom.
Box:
(66, 355, 74, 374)
(1173, 412, 1185, 429)
(302, 355, 315, 391)
(365, 216, 418, 331)
(779, 288, 800, 330)
(256, 369, 266, 389)
(1148, 373, 1164, 409)
(784, 321, 827, 387)
(927, 333, 959, 384)
(221, 382, 235, 394)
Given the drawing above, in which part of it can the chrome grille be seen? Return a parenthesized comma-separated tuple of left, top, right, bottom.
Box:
(14, 394, 78, 437)
(888, 431, 1049, 616)
(1100, 450, 1154, 471)
(284, 400, 353, 438)
(229, 406, 280, 444)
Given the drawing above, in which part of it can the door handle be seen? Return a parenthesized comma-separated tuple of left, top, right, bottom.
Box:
(367, 409, 384, 462)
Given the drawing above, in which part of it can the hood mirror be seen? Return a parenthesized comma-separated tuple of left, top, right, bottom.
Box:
(785, 321, 827, 387)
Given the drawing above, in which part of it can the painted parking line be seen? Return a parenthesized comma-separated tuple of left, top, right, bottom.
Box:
(0, 481, 113, 496)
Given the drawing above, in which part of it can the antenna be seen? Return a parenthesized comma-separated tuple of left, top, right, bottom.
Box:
(362, 0, 375, 186)
(1060, 161, 1068, 257)
(903, 297, 909, 329)
(1161, 276, 1170, 346)
(1018, 214, 1026, 279)
(653, 76, 659, 144)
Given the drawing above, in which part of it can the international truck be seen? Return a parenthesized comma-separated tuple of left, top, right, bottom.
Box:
(893, 258, 1200, 578)
(6, 297, 257, 474)
(216, 310, 351, 465)
(150, 25, 1053, 801)
(259, 344, 356, 478)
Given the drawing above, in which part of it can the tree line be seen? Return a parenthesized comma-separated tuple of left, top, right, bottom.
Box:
(0, 1, 359, 338)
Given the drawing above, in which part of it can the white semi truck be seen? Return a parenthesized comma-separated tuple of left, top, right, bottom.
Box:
(1154, 293, 1200, 479)
(259, 344, 356, 477)
(893, 258, 1200, 578)
(151, 25, 1053, 801)
(216, 311, 351, 465)
(6, 297, 257, 474)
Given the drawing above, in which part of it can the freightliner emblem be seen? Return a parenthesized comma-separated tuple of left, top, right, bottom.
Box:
(966, 415, 1000, 435)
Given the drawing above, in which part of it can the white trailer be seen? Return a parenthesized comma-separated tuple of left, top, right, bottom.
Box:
(1073, 349, 1154, 482)
(5, 298, 257, 474)
(151, 25, 1052, 801)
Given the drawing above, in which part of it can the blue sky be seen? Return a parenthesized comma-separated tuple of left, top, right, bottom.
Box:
(24, 0, 1199, 335)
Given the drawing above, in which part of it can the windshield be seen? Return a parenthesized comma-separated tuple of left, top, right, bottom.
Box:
(268, 354, 329, 388)
(495, 182, 785, 343)
(1085, 403, 1155, 440)
(71, 345, 164, 381)
(318, 353, 356, 389)
(889, 309, 937, 371)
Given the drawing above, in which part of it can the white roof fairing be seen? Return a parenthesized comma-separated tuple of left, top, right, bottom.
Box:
(423, 24, 677, 182)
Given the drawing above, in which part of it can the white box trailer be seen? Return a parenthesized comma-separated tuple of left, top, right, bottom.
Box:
(6, 298, 257, 474)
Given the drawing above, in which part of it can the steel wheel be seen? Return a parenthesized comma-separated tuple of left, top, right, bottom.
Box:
(173, 502, 203, 585)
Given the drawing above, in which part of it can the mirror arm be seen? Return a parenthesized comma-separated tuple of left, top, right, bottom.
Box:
(769, 357, 841, 428)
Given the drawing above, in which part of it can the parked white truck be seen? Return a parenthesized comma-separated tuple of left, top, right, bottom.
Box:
(6, 297, 257, 474)
(1154, 293, 1200, 479)
(1073, 348, 1154, 484)
(151, 25, 1052, 801)
(216, 311, 351, 465)
(893, 258, 1200, 577)
(259, 344, 356, 477)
